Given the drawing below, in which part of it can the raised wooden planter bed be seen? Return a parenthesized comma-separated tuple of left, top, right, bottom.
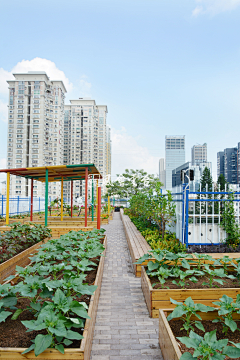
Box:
(0, 236, 107, 360)
(0, 237, 50, 284)
(159, 309, 240, 360)
(141, 266, 240, 318)
(120, 209, 151, 276)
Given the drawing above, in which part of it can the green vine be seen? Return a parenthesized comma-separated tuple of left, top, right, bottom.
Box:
(221, 192, 240, 249)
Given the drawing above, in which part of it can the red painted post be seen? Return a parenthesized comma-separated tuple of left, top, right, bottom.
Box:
(97, 186, 101, 230)
(30, 178, 33, 221)
(85, 168, 88, 227)
(71, 180, 73, 218)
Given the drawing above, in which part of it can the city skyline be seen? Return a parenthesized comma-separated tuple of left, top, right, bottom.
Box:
(0, 0, 240, 182)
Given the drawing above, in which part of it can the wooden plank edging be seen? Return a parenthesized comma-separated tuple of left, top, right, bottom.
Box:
(142, 266, 240, 318)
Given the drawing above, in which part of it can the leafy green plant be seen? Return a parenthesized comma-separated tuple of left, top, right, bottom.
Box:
(0, 228, 106, 356)
(167, 297, 214, 335)
(0, 223, 51, 264)
(202, 265, 229, 288)
(212, 295, 240, 334)
(178, 330, 240, 360)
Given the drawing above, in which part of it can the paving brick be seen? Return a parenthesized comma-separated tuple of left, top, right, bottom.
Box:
(90, 213, 162, 359)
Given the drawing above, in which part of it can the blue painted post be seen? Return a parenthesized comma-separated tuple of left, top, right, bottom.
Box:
(182, 184, 186, 244)
(17, 196, 19, 215)
(185, 186, 189, 247)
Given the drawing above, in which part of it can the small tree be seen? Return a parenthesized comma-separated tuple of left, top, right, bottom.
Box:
(217, 174, 227, 191)
(200, 167, 213, 192)
(105, 169, 159, 198)
(145, 182, 176, 240)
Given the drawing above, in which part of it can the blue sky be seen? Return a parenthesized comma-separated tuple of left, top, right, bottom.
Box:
(0, 0, 240, 181)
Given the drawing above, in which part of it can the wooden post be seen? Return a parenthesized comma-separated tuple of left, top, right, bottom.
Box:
(45, 169, 48, 227)
(92, 175, 94, 222)
(6, 172, 10, 225)
(30, 178, 33, 221)
(61, 176, 63, 222)
(108, 195, 110, 215)
(97, 186, 101, 230)
(96, 179, 98, 220)
(71, 180, 73, 218)
(85, 167, 88, 227)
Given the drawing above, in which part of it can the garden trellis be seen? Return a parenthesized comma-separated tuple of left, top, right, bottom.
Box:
(166, 183, 240, 247)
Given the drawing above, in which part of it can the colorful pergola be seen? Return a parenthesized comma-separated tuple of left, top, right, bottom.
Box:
(0, 164, 102, 228)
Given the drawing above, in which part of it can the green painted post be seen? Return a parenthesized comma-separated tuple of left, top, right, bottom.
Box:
(45, 168, 48, 227)
(92, 176, 94, 221)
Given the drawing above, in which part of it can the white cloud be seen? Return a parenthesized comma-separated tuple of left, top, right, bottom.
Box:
(111, 127, 159, 179)
(12, 58, 73, 92)
(0, 58, 73, 100)
(192, 0, 240, 15)
(0, 58, 75, 123)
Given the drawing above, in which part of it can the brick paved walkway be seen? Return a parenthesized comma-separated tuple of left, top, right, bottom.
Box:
(90, 212, 163, 360)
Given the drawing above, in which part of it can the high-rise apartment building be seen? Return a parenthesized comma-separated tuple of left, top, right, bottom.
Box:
(217, 146, 239, 184)
(191, 143, 207, 165)
(159, 158, 165, 187)
(6, 71, 66, 197)
(63, 99, 110, 199)
(165, 135, 185, 190)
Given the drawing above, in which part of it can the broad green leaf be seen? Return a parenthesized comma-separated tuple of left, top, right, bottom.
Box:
(63, 339, 73, 346)
(167, 307, 185, 321)
(30, 302, 41, 312)
(185, 297, 195, 308)
(34, 334, 52, 356)
(0, 310, 12, 323)
(66, 330, 84, 340)
(48, 324, 67, 337)
(195, 321, 205, 332)
(177, 336, 199, 349)
(179, 353, 194, 360)
(204, 330, 217, 343)
(21, 344, 35, 354)
(170, 298, 183, 306)
(224, 346, 240, 358)
(225, 318, 237, 332)
(0, 296, 17, 307)
(55, 344, 64, 354)
(70, 301, 90, 319)
(182, 259, 190, 269)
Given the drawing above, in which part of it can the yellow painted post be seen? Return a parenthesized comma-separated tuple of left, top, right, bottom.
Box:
(61, 176, 63, 221)
(6, 172, 10, 225)
(96, 179, 98, 219)
(108, 195, 110, 215)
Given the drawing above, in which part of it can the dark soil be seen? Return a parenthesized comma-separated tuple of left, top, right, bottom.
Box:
(150, 273, 240, 289)
(187, 244, 240, 254)
(0, 255, 100, 349)
(169, 319, 240, 359)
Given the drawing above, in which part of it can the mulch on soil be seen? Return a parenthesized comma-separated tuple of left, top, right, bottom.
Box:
(150, 274, 240, 289)
(0, 255, 100, 349)
(169, 319, 240, 359)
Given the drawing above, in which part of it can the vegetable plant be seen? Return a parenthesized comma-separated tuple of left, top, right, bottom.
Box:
(0, 228, 106, 357)
(167, 297, 215, 335)
(178, 330, 240, 360)
(212, 295, 240, 334)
